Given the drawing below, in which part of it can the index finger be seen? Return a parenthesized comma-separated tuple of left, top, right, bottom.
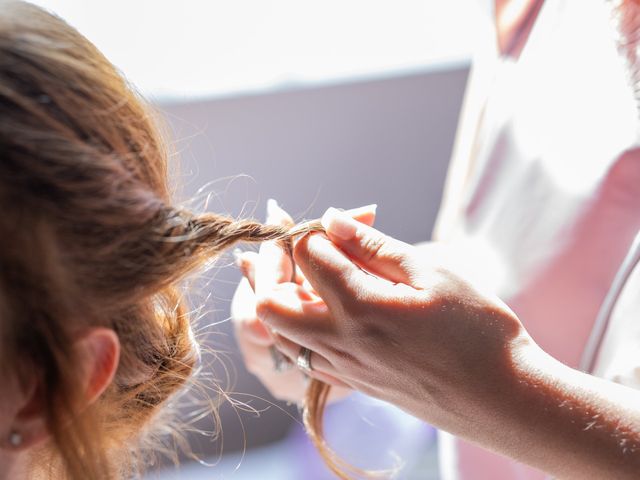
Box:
(293, 233, 373, 311)
(255, 202, 378, 296)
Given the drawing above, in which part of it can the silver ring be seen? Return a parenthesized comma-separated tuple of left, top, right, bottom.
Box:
(270, 345, 292, 373)
(296, 347, 313, 373)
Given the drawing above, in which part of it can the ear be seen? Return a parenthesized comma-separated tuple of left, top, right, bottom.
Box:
(1, 328, 120, 452)
(76, 328, 120, 405)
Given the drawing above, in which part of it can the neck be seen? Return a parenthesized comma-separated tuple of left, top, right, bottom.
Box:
(0, 451, 27, 480)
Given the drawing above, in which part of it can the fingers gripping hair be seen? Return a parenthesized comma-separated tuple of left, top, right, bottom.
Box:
(168, 212, 384, 479)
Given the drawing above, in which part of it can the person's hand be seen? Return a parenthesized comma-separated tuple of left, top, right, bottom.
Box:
(255, 208, 640, 480)
(255, 207, 531, 435)
(230, 201, 376, 403)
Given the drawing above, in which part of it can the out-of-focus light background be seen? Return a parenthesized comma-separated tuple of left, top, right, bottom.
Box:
(30, 1, 484, 478)
(31, 0, 479, 101)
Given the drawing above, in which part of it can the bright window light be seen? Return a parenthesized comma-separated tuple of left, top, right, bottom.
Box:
(30, 1, 481, 101)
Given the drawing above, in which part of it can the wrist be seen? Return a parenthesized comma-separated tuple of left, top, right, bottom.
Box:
(489, 335, 640, 479)
(439, 330, 556, 456)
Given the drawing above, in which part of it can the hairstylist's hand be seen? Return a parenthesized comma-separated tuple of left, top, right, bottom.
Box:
(230, 201, 376, 403)
(258, 210, 640, 480)
(256, 208, 532, 436)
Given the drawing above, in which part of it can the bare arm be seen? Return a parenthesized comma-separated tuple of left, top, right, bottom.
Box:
(453, 340, 640, 479)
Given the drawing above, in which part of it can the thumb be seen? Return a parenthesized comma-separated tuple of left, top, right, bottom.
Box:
(320, 207, 417, 285)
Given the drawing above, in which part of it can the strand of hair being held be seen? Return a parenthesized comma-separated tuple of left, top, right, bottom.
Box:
(165, 208, 397, 478)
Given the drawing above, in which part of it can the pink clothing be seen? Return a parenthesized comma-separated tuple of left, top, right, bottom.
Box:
(436, 0, 640, 478)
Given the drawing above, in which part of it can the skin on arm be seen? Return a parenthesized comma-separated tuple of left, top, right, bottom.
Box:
(256, 207, 640, 479)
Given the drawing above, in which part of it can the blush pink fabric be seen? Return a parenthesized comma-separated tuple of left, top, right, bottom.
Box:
(437, 0, 640, 478)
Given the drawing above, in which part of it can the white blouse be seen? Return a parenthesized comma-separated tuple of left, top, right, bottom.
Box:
(435, 0, 640, 478)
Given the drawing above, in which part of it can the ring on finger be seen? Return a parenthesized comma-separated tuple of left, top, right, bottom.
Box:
(296, 346, 313, 373)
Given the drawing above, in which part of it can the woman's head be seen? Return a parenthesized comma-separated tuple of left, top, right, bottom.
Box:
(0, 1, 205, 477)
(0, 2, 347, 479)
(0, 0, 295, 476)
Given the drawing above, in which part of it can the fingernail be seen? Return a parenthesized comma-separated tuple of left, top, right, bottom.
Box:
(365, 203, 378, 214)
(232, 248, 243, 267)
(321, 207, 358, 241)
(349, 204, 378, 217)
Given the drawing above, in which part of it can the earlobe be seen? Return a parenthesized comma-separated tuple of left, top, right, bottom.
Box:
(2, 425, 47, 451)
(76, 328, 120, 405)
(3, 381, 49, 451)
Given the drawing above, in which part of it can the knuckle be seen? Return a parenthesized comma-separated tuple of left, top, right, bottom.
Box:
(339, 281, 374, 314)
(338, 294, 361, 319)
(295, 233, 331, 268)
(360, 232, 388, 263)
(332, 269, 357, 297)
(320, 341, 355, 365)
(302, 333, 326, 353)
(255, 294, 275, 317)
(339, 301, 394, 345)
(352, 320, 388, 347)
(320, 342, 365, 376)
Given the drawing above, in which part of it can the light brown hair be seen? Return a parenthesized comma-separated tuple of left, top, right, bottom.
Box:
(0, 1, 349, 479)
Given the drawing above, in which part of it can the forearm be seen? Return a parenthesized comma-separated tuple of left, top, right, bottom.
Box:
(469, 341, 640, 479)
(268, 211, 640, 478)
(409, 243, 640, 477)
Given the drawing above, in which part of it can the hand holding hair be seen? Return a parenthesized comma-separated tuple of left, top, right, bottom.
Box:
(231, 201, 377, 384)
(257, 208, 640, 480)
